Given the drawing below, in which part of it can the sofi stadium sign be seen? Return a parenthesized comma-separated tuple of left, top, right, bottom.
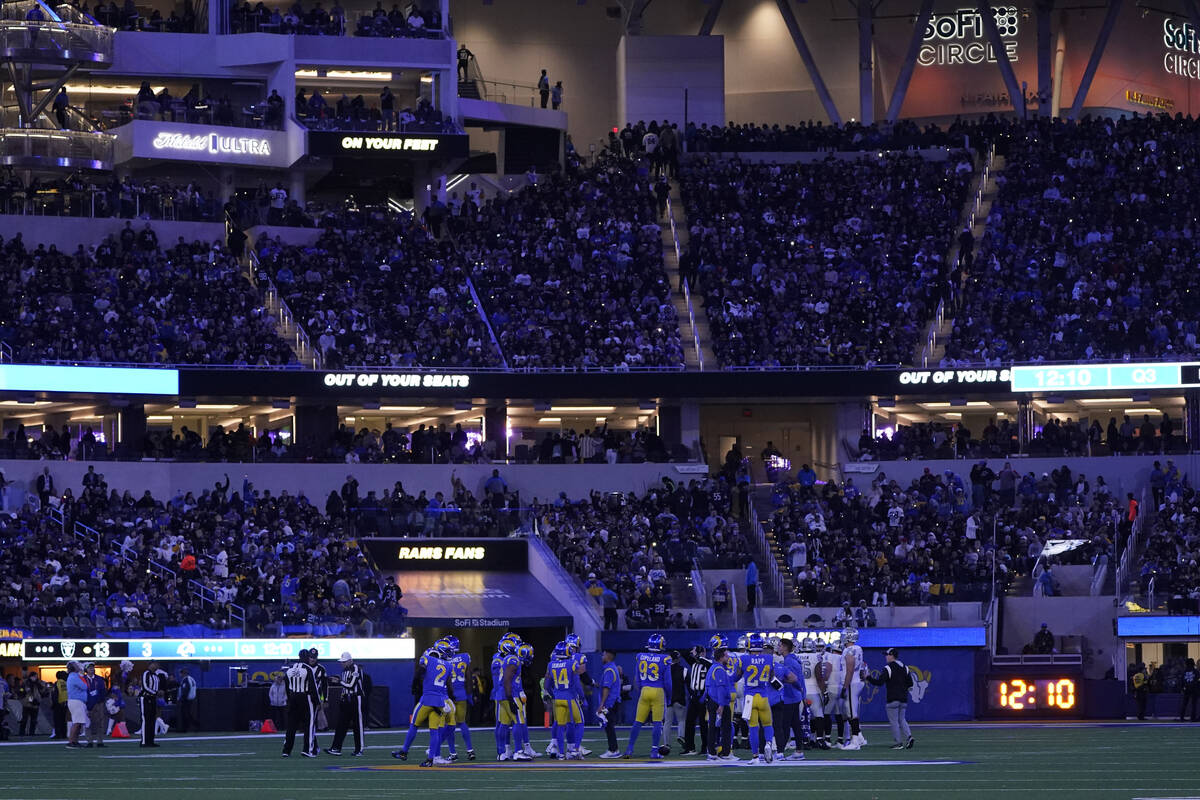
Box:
(919, 6, 1020, 66)
(152, 131, 272, 157)
(1164, 19, 1200, 79)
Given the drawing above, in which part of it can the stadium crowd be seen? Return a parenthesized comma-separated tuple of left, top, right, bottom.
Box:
(228, 0, 443, 36)
(0, 228, 295, 366)
(946, 114, 1200, 364)
(254, 216, 500, 369)
(680, 152, 972, 367)
(456, 152, 683, 369)
(770, 460, 1121, 606)
(1135, 465, 1200, 612)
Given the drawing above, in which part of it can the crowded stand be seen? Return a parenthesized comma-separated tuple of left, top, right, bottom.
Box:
(680, 152, 973, 367)
(1137, 478, 1200, 614)
(0, 228, 295, 366)
(456, 153, 684, 369)
(228, 0, 443, 36)
(295, 91, 459, 133)
(253, 216, 501, 369)
(769, 462, 1120, 606)
(945, 114, 1200, 364)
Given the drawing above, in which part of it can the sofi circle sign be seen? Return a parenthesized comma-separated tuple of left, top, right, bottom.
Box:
(1164, 19, 1200, 79)
(918, 6, 1020, 66)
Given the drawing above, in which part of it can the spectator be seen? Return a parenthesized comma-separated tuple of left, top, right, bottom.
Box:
(538, 69, 549, 109)
(1032, 623, 1054, 654)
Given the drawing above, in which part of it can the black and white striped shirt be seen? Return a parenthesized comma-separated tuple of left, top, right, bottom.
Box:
(339, 665, 364, 699)
(141, 669, 161, 697)
(313, 663, 328, 702)
(687, 656, 712, 696)
(287, 663, 319, 702)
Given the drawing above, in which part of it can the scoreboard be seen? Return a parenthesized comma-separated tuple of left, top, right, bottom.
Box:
(985, 677, 1080, 714)
(21, 638, 416, 662)
(1010, 362, 1200, 393)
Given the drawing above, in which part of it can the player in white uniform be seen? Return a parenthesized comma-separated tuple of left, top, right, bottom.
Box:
(730, 635, 749, 750)
(798, 637, 831, 749)
(824, 637, 847, 748)
(841, 628, 868, 749)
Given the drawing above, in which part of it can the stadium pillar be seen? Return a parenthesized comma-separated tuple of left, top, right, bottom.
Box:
(857, 1, 874, 125)
(775, 0, 842, 126)
(117, 404, 147, 459)
(975, 0, 1025, 118)
(289, 171, 306, 208)
(884, 0, 933, 124)
(218, 167, 234, 203)
(1065, 0, 1121, 120)
(657, 402, 698, 458)
(484, 405, 507, 458)
(1016, 398, 1031, 455)
(1036, 0, 1054, 115)
(294, 404, 338, 455)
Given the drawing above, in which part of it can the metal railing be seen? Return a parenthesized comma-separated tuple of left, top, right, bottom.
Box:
(0, 341, 11, 363)
(464, 271, 508, 370)
(991, 652, 1083, 667)
(188, 577, 246, 631)
(666, 195, 703, 371)
(1090, 555, 1109, 597)
(747, 502, 785, 606)
(0, 128, 114, 169)
(0, 19, 115, 64)
(249, 249, 321, 369)
(1115, 486, 1149, 601)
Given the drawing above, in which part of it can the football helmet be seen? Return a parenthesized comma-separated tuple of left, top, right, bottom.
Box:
(747, 632, 765, 651)
(708, 634, 729, 650)
(499, 639, 519, 656)
(565, 633, 581, 654)
(841, 628, 859, 645)
(646, 633, 666, 652)
(736, 634, 748, 651)
(552, 641, 569, 659)
(518, 643, 535, 665)
(799, 637, 816, 653)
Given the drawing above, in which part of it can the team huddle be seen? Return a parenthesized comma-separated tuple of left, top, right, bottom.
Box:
(387, 628, 878, 766)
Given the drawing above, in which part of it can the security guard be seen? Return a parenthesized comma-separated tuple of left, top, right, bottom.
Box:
(140, 660, 163, 748)
(283, 650, 321, 758)
(325, 652, 366, 756)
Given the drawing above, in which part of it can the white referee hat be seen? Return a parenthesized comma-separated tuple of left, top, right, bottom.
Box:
(339, 652, 353, 662)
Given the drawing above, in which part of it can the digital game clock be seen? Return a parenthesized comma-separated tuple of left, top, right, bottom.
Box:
(985, 677, 1081, 715)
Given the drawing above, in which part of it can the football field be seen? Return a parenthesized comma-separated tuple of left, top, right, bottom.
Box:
(2, 723, 1197, 800)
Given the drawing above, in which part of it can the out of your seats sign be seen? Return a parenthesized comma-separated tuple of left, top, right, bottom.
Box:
(322, 372, 471, 389)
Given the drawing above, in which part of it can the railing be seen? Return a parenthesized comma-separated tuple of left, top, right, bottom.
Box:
(690, 558, 707, 608)
(0, 18, 115, 63)
(188, 578, 246, 631)
(919, 298, 945, 368)
(0, 341, 11, 363)
(667, 195, 703, 371)
(1115, 486, 1149, 601)
(967, 144, 995, 232)
(747, 502, 785, 605)
(0, 128, 114, 169)
(464, 272, 508, 370)
(249, 249, 321, 369)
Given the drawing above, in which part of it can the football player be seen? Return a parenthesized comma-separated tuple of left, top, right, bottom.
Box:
(730, 634, 749, 749)
(546, 641, 585, 760)
(799, 637, 831, 749)
(841, 628, 868, 749)
(566, 634, 593, 756)
(741, 633, 778, 764)
(622, 633, 672, 760)
(704, 637, 736, 761)
(513, 643, 536, 759)
(391, 640, 455, 766)
(824, 637, 848, 748)
(442, 635, 476, 761)
(490, 635, 526, 761)
(773, 636, 806, 760)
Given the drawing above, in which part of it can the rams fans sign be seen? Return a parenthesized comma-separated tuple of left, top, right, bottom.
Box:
(359, 538, 529, 572)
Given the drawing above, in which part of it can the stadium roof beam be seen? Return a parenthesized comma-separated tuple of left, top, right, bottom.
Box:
(1036, 0, 1054, 115)
(698, 0, 723, 36)
(623, 0, 654, 35)
(976, 0, 1025, 118)
(775, 0, 842, 126)
(856, 1, 878, 125)
(1066, 0, 1122, 120)
(884, 0, 933, 123)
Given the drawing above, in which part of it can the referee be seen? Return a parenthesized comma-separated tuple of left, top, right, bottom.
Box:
(282, 651, 320, 758)
(325, 652, 366, 756)
(140, 660, 163, 748)
(681, 644, 710, 755)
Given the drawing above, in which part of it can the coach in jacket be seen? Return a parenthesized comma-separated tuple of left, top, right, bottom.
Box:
(866, 648, 914, 750)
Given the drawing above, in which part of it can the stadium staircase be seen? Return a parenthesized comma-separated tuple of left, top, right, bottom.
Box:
(750, 485, 797, 605)
(246, 249, 322, 368)
(662, 179, 714, 371)
(915, 148, 1004, 366)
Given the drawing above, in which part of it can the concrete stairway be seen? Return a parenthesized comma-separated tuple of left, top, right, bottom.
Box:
(915, 152, 1005, 366)
(662, 180, 716, 371)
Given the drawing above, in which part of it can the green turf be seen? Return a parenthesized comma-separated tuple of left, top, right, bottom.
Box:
(2, 724, 1198, 799)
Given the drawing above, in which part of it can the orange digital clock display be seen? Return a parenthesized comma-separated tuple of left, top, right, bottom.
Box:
(989, 678, 1077, 711)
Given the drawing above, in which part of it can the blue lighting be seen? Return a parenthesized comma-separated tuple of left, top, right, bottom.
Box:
(1117, 616, 1200, 638)
(0, 365, 179, 395)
